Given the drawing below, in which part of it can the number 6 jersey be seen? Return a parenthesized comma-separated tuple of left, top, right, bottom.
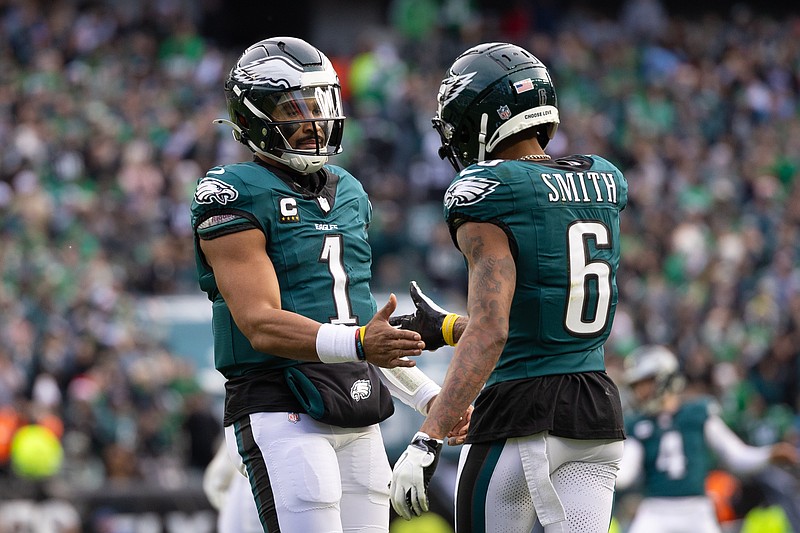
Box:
(443, 155, 628, 443)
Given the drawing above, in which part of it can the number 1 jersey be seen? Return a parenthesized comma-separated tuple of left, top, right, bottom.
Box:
(191, 161, 377, 379)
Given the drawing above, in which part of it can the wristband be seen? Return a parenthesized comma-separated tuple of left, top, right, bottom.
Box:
(354, 326, 367, 361)
(316, 323, 362, 363)
(441, 313, 461, 347)
(411, 431, 443, 447)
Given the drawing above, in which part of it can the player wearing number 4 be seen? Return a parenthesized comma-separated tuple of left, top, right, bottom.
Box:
(191, 37, 469, 533)
(389, 42, 628, 532)
(615, 345, 798, 533)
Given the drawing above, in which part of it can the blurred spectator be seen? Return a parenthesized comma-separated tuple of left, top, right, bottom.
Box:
(1, 2, 800, 529)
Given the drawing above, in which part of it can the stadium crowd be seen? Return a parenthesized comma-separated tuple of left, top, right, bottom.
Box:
(1, 0, 800, 529)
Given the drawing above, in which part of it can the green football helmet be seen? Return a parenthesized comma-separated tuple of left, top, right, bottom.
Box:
(217, 37, 345, 174)
(432, 42, 559, 171)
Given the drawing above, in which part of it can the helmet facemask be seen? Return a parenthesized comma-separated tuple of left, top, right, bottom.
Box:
(239, 85, 344, 173)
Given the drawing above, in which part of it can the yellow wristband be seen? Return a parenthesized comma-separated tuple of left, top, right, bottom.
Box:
(441, 313, 461, 346)
(358, 326, 366, 344)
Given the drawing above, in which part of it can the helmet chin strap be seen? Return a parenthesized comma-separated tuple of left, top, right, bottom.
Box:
(477, 113, 488, 162)
(251, 142, 327, 174)
(282, 152, 327, 174)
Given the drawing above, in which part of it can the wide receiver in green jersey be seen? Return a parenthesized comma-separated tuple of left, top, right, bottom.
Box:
(389, 42, 627, 533)
(191, 37, 468, 533)
(616, 345, 798, 533)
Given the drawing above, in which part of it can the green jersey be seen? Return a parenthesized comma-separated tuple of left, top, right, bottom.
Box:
(443, 155, 628, 387)
(191, 161, 376, 378)
(625, 397, 717, 497)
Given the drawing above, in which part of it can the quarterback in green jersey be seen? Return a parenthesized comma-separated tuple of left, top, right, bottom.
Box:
(191, 37, 467, 533)
(616, 345, 798, 533)
(390, 42, 627, 533)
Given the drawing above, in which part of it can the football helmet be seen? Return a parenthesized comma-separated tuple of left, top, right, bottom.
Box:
(217, 37, 345, 174)
(432, 42, 559, 171)
(624, 345, 685, 413)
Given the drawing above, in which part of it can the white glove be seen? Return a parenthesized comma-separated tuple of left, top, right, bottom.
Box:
(202, 443, 237, 510)
(390, 431, 443, 520)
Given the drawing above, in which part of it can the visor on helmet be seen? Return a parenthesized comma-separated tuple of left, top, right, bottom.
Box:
(260, 86, 344, 156)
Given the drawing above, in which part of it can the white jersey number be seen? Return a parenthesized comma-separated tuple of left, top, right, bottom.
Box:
(656, 430, 687, 479)
(319, 234, 357, 325)
(565, 221, 613, 336)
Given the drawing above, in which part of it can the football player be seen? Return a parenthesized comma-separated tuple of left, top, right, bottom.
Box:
(191, 37, 467, 532)
(616, 345, 798, 533)
(388, 42, 628, 532)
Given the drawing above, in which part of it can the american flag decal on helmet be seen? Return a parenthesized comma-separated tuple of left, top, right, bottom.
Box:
(513, 78, 534, 93)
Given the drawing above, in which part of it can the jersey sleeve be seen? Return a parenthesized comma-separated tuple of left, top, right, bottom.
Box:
(191, 165, 262, 240)
(443, 163, 514, 248)
(589, 154, 629, 211)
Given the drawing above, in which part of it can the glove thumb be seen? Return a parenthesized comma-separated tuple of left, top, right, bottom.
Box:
(410, 281, 448, 315)
(419, 450, 435, 468)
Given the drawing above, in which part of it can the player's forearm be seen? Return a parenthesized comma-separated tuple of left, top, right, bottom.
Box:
(420, 323, 505, 439)
(704, 415, 771, 475)
(242, 306, 327, 360)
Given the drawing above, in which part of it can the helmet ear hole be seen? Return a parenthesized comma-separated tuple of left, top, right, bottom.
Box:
(535, 127, 550, 149)
(235, 112, 249, 129)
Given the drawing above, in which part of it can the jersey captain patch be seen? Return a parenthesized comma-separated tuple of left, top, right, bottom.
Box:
(444, 176, 499, 208)
(195, 177, 239, 205)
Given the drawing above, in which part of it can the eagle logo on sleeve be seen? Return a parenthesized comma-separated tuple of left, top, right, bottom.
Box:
(194, 175, 239, 205)
(444, 176, 499, 208)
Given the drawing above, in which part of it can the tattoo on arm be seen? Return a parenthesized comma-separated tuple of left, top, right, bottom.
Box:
(421, 223, 515, 438)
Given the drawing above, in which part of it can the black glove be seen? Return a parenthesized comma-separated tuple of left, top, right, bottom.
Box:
(389, 281, 460, 351)
(390, 431, 443, 520)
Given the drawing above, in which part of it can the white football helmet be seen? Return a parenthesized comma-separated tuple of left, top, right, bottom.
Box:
(624, 345, 684, 412)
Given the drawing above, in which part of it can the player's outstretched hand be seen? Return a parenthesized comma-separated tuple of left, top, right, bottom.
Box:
(389, 281, 460, 351)
(363, 294, 423, 368)
(769, 442, 799, 466)
(447, 404, 473, 446)
(390, 432, 443, 520)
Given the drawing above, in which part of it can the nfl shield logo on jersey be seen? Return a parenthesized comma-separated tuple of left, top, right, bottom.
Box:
(350, 380, 372, 401)
(288, 412, 300, 423)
